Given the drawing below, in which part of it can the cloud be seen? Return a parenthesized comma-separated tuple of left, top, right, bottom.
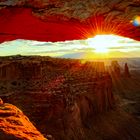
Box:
(30, 41, 54, 46)
(0, 34, 140, 58)
(60, 52, 85, 59)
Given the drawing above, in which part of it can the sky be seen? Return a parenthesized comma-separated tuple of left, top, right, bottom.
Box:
(0, 34, 140, 59)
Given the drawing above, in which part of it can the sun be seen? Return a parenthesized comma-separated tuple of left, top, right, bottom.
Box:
(86, 34, 120, 53)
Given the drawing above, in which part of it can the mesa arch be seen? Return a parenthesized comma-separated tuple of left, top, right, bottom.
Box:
(0, 0, 140, 43)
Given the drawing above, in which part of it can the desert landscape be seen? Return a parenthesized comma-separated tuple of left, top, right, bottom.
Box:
(0, 0, 140, 140)
(0, 56, 140, 140)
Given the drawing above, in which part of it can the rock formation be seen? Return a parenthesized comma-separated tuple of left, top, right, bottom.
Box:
(124, 63, 131, 77)
(0, 98, 46, 140)
(111, 61, 121, 77)
(0, 0, 140, 42)
(0, 56, 140, 140)
(0, 56, 115, 139)
(110, 61, 131, 78)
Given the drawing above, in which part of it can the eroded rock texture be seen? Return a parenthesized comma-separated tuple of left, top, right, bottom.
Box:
(0, 0, 140, 42)
(0, 98, 46, 140)
(0, 56, 139, 140)
(0, 56, 115, 139)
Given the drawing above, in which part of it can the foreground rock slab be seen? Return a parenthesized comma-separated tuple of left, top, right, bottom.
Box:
(0, 98, 46, 140)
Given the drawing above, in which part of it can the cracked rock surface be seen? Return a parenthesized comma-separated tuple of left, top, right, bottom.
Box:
(0, 1, 140, 43)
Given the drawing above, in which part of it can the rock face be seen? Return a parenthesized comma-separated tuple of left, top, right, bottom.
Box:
(0, 61, 42, 80)
(124, 63, 131, 77)
(0, 98, 46, 140)
(0, 0, 140, 42)
(111, 61, 121, 77)
(110, 61, 131, 78)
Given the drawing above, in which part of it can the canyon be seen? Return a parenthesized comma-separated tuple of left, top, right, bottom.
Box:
(0, 1, 140, 139)
(0, 56, 140, 140)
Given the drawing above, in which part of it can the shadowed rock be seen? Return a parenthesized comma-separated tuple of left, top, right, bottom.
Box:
(124, 63, 131, 77)
(0, 56, 116, 139)
(111, 61, 121, 77)
(0, 56, 140, 140)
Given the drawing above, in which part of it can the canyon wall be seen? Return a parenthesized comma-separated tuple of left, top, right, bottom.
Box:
(110, 60, 131, 78)
(0, 57, 139, 140)
(0, 57, 115, 139)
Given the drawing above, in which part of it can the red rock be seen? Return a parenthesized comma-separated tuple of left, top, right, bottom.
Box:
(0, 99, 46, 140)
(0, 1, 140, 42)
(0, 56, 140, 140)
(0, 57, 116, 139)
